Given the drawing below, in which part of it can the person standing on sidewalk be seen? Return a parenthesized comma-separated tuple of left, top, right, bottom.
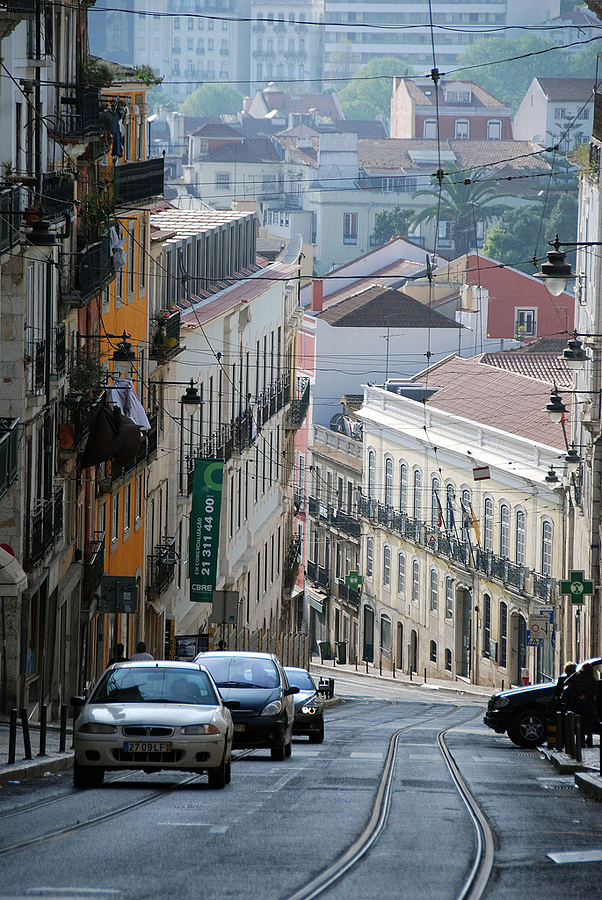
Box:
(131, 641, 154, 661)
(562, 662, 600, 748)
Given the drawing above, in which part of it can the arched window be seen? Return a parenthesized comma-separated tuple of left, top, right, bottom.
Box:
(397, 551, 406, 594)
(483, 497, 493, 551)
(384, 457, 393, 507)
(500, 503, 510, 558)
(412, 559, 420, 603)
(368, 450, 376, 499)
(499, 601, 508, 667)
(413, 469, 422, 519)
(446, 483, 455, 529)
(383, 545, 391, 586)
(430, 640, 437, 662)
(380, 614, 391, 655)
(515, 509, 526, 566)
(445, 576, 454, 619)
(541, 520, 552, 575)
(430, 567, 438, 610)
(431, 475, 441, 526)
(399, 462, 408, 512)
(483, 593, 491, 656)
(445, 648, 452, 671)
(366, 537, 373, 576)
(461, 488, 471, 541)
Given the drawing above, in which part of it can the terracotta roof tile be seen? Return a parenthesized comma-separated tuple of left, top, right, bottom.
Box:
(358, 139, 549, 174)
(535, 78, 597, 102)
(317, 285, 461, 328)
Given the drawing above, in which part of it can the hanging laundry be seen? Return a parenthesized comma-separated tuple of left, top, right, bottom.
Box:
(112, 109, 124, 159)
(106, 378, 151, 431)
(109, 226, 126, 269)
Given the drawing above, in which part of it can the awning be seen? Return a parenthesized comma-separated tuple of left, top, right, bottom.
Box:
(306, 587, 327, 614)
(0, 547, 27, 597)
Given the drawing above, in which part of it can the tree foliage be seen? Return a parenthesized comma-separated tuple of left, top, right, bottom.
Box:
(337, 56, 414, 121)
(180, 83, 244, 117)
(411, 164, 507, 257)
(373, 207, 414, 245)
(455, 36, 599, 114)
(482, 194, 578, 274)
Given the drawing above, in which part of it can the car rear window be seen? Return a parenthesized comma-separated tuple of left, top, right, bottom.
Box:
(90, 667, 219, 705)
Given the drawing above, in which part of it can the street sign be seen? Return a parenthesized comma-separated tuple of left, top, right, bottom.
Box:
(560, 570, 594, 605)
(527, 637, 542, 647)
(345, 571, 363, 587)
(99, 575, 138, 614)
(528, 614, 551, 637)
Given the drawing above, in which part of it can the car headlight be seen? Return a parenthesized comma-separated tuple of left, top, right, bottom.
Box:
(77, 723, 117, 734)
(301, 705, 319, 715)
(261, 700, 283, 716)
(492, 697, 510, 709)
(180, 724, 220, 735)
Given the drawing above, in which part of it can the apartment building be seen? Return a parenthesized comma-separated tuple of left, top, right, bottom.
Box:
(249, 0, 324, 92)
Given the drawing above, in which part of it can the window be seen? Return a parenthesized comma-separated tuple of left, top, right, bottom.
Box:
(135, 473, 143, 523)
(455, 119, 470, 139)
(483, 593, 491, 656)
(208, 37, 214, 49)
(500, 503, 510, 558)
(397, 551, 406, 594)
(368, 450, 376, 499)
(111, 493, 120, 545)
(541, 521, 552, 576)
(383, 545, 391, 586)
(380, 614, 392, 655)
(445, 576, 453, 619)
(384, 457, 393, 507)
(487, 119, 502, 140)
(577, 107, 590, 120)
(412, 559, 420, 603)
(127, 222, 135, 296)
(366, 537, 373, 576)
(446, 484, 455, 529)
(461, 488, 471, 542)
(123, 483, 131, 538)
(554, 107, 567, 120)
(500, 601, 508, 667)
(399, 463, 407, 512)
(343, 212, 358, 245)
(446, 90, 471, 103)
(430, 641, 437, 663)
(445, 648, 452, 671)
(438, 220, 452, 247)
(423, 119, 437, 139)
(429, 568, 438, 611)
(215, 172, 231, 190)
(516, 510, 526, 566)
(483, 498, 493, 551)
(516, 308, 536, 336)
(413, 469, 422, 519)
(431, 476, 441, 526)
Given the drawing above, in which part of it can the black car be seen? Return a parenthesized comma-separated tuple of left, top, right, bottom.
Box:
(284, 666, 325, 743)
(484, 657, 602, 748)
(195, 651, 298, 760)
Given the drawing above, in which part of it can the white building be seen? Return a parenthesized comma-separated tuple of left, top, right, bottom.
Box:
(249, 1, 324, 91)
(513, 78, 596, 149)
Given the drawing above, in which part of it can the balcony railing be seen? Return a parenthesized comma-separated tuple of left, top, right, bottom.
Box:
(149, 308, 181, 361)
(24, 488, 64, 569)
(83, 532, 105, 608)
(62, 234, 115, 306)
(60, 394, 91, 452)
(42, 172, 74, 221)
(26, 338, 46, 394)
(306, 558, 330, 590)
(147, 537, 177, 596)
(113, 157, 164, 206)
(0, 418, 18, 499)
(108, 412, 158, 482)
(54, 85, 100, 142)
(287, 376, 309, 429)
(55, 324, 66, 376)
(0, 185, 20, 253)
(336, 579, 360, 608)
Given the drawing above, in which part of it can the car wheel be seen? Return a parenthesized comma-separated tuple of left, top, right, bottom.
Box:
(309, 722, 324, 744)
(507, 709, 547, 748)
(73, 761, 104, 789)
(271, 736, 287, 761)
(207, 753, 228, 789)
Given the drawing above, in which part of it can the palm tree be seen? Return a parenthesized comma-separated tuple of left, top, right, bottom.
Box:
(411, 163, 507, 257)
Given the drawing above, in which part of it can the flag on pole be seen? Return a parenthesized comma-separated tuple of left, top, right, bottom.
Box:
(470, 503, 481, 546)
(447, 496, 455, 528)
(435, 491, 444, 528)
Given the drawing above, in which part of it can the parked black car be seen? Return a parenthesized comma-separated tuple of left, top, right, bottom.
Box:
(484, 657, 602, 748)
(284, 666, 325, 743)
(195, 651, 298, 760)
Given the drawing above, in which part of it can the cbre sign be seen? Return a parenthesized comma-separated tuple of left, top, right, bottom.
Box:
(189, 458, 224, 603)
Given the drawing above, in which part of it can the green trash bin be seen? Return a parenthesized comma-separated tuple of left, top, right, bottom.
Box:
(318, 641, 333, 662)
(336, 641, 347, 665)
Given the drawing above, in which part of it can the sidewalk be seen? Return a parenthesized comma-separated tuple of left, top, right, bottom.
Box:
(309, 655, 602, 802)
(0, 718, 73, 787)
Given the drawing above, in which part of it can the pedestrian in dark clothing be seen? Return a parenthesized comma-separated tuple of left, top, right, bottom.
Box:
(107, 643, 129, 667)
(546, 661, 577, 716)
(562, 662, 600, 747)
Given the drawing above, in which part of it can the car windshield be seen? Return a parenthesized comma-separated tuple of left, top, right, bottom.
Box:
(200, 656, 280, 689)
(89, 667, 219, 705)
(284, 669, 315, 691)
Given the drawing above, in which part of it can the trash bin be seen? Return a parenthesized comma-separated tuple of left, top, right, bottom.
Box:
(318, 641, 333, 662)
(335, 641, 347, 665)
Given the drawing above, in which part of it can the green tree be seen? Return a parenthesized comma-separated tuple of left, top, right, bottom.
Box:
(337, 56, 414, 121)
(482, 195, 578, 273)
(411, 164, 507, 257)
(373, 207, 414, 245)
(180, 83, 243, 117)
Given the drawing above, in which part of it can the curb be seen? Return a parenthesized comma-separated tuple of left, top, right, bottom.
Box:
(0, 752, 73, 786)
(575, 771, 602, 802)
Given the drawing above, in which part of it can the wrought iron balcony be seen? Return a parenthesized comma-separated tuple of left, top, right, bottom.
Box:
(62, 234, 115, 306)
(306, 558, 329, 589)
(336, 579, 360, 608)
(0, 185, 20, 253)
(59, 394, 91, 453)
(26, 338, 46, 394)
(42, 172, 74, 221)
(147, 537, 177, 597)
(83, 532, 105, 608)
(149, 308, 181, 361)
(54, 85, 100, 143)
(24, 488, 64, 569)
(0, 417, 18, 499)
(287, 376, 309, 429)
(108, 412, 158, 482)
(113, 157, 164, 206)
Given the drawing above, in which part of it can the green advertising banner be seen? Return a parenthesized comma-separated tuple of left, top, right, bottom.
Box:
(189, 458, 224, 603)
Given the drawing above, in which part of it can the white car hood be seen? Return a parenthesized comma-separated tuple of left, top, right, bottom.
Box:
(83, 703, 219, 727)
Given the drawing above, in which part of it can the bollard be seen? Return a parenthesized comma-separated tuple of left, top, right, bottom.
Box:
(555, 711, 564, 753)
(365, 659, 368, 674)
(565, 711, 575, 758)
(379, 659, 382, 676)
(8, 708, 17, 764)
(574, 715, 582, 764)
(355, 656, 358, 672)
(409, 668, 413, 681)
(547, 716, 557, 749)
(20, 708, 32, 760)
(59, 703, 68, 753)
(38, 704, 47, 756)
(392, 659, 395, 679)
(599, 739, 602, 778)
(424, 667, 427, 684)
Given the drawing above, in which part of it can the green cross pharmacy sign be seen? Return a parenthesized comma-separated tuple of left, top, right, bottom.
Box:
(560, 570, 594, 605)
(345, 571, 363, 588)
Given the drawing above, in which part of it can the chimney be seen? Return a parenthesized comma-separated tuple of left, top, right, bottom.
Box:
(243, 96, 252, 113)
(311, 279, 323, 312)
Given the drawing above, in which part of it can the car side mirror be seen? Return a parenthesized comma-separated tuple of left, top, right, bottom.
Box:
(285, 686, 299, 696)
(70, 696, 85, 707)
(223, 700, 241, 710)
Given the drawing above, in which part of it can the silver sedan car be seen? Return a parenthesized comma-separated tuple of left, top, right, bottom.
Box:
(71, 661, 234, 789)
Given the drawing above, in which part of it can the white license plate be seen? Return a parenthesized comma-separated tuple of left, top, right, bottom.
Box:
(123, 741, 172, 752)
(234, 724, 246, 732)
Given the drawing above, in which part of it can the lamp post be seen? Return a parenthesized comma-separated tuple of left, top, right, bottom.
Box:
(180, 379, 202, 495)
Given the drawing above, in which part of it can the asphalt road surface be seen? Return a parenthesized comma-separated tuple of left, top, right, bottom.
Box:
(0, 672, 600, 900)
